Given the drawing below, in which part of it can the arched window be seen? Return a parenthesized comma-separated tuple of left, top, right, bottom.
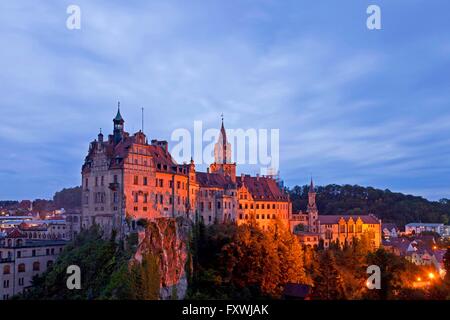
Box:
(7, 239, 12, 247)
(16, 239, 23, 246)
(47, 260, 54, 268)
(3, 265, 10, 275)
(18, 263, 25, 273)
(33, 262, 40, 271)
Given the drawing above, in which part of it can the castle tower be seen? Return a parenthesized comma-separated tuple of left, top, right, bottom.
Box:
(307, 178, 318, 232)
(210, 116, 236, 182)
(113, 102, 124, 144)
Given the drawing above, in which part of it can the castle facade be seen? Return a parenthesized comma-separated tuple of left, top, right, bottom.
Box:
(77, 106, 291, 238)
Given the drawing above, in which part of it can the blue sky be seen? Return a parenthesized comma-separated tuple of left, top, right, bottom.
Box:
(1, 0, 450, 201)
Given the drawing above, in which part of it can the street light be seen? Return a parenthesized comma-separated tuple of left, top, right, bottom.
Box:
(428, 272, 435, 280)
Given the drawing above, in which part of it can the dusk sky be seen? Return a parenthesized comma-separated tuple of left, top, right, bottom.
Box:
(1, 0, 450, 201)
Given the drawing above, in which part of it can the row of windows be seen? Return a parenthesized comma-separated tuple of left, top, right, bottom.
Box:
(3, 260, 53, 275)
(239, 213, 278, 220)
(239, 202, 287, 210)
(85, 175, 119, 189)
(133, 193, 188, 206)
(199, 201, 233, 212)
(134, 176, 188, 190)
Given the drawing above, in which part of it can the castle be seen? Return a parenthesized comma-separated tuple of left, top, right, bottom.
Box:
(76, 106, 291, 238)
(74, 105, 381, 248)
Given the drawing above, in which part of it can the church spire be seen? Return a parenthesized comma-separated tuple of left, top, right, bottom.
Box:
(309, 177, 315, 193)
(214, 114, 231, 164)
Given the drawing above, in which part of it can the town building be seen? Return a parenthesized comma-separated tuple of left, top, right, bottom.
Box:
(79, 106, 291, 238)
(290, 179, 382, 249)
(405, 223, 445, 236)
(0, 228, 67, 300)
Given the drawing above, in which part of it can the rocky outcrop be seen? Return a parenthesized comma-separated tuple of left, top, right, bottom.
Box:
(133, 216, 191, 299)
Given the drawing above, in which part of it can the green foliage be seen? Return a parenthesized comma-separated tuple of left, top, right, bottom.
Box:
(289, 184, 450, 225)
(187, 221, 307, 299)
(18, 226, 161, 300)
(53, 186, 82, 210)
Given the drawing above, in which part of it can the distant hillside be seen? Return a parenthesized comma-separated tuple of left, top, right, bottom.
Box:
(289, 184, 450, 226)
(53, 186, 82, 210)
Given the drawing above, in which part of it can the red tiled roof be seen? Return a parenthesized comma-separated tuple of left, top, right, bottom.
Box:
(318, 215, 380, 224)
(6, 228, 25, 238)
(196, 172, 235, 188)
(237, 175, 288, 201)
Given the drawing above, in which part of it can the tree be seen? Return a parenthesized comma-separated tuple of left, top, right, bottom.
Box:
(312, 250, 346, 300)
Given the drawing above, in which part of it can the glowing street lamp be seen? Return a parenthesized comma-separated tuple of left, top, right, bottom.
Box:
(428, 272, 435, 280)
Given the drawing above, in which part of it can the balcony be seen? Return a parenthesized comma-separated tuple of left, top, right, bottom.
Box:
(109, 182, 119, 191)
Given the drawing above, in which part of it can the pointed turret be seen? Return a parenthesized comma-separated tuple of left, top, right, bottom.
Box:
(113, 102, 125, 144)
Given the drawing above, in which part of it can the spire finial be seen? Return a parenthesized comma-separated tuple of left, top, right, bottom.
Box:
(99, 128, 102, 134)
(118, 101, 120, 110)
(221, 113, 224, 123)
(309, 176, 315, 193)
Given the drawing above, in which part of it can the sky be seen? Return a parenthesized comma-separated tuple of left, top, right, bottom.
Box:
(0, 0, 450, 201)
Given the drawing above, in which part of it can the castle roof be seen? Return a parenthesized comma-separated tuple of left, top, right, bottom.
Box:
(318, 215, 380, 224)
(237, 175, 289, 202)
(196, 172, 235, 189)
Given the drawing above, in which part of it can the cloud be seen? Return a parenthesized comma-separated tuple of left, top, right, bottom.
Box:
(0, 0, 449, 200)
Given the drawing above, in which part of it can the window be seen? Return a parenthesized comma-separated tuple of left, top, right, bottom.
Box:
(239, 204, 242, 209)
(17, 251, 21, 258)
(32, 249, 36, 257)
(217, 202, 221, 209)
(262, 204, 265, 209)
(113, 192, 118, 203)
(47, 260, 53, 268)
(349, 225, 354, 233)
(159, 179, 163, 188)
(177, 181, 181, 189)
(143, 177, 148, 185)
(19, 278, 24, 286)
(160, 195, 163, 204)
(340, 225, 346, 233)
(143, 194, 148, 203)
(18, 263, 25, 273)
(3, 266, 10, 275)
(85, 178, 89, 189)
(200, 202, 204, 212)
(101, 176, 104, 186)
(95, 176, 98, 186)
(3, 280, 9, 288)
(134, 193, 138, 203)
(33, 262, 40, 271)
(134, 176, 139, 185)
(114, 175, 118, 183)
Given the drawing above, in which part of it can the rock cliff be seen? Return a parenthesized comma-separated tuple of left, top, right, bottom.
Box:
(133, 216, 191, 299)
